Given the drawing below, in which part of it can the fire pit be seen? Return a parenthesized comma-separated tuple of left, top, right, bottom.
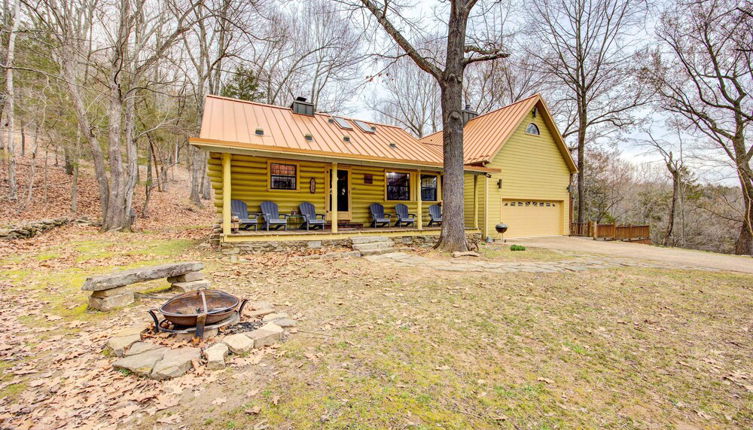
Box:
(148, 289, 248, 338)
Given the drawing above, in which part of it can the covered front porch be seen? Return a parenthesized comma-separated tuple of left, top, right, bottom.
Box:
(209, 150, 491, 244)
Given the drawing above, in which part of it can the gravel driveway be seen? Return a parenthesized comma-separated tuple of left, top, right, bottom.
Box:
(509, 236, 753, 274)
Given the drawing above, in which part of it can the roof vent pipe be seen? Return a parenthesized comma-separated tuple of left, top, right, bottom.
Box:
(461, 104, 478, 125)
(290, 96, 315, 116)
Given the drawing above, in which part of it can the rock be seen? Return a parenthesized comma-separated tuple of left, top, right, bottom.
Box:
(452, 251, 480, 258)
(107, 334, 141, 357)
(273, 318, 297, 328)
(88, 291, 134, 311)
(262, 312, 289, 322)
(250, 301, 273, 310)
(246, 308, 275, 319)
(170, 279, 211, 292)
(247, 323, 284, 348)
(91, 286, 131, 298)
(175, 328, 218, 342)
(167, 272, 205, 283)
(223, 333, 254, 354)
(125, 342, 163, 357)
(204, 343, 229, 370)
(112, 348, 167, 376)
(113, 325, 144, 337)
(307, 240, 322, 249)
(82, 262, 205, 291)
(151, 347, 201, 380)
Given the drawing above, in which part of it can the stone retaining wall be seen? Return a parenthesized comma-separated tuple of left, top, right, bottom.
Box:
(0, 217, 94, 240)
(219, 232, 482, 255)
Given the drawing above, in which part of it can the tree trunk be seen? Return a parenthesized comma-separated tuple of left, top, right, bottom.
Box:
(63, 55, 110, 216)
(4, 0, 20, 201)
(734, 173, 753, 256)
(201, 151, 211, 200)
(576, 102, 587, 225)
(189, 145, 204, 206)
(23, 127, 39, 209)
(64, 146, 75, 175)
(435, 2, 468, 252)
(663, 171, 679, 247)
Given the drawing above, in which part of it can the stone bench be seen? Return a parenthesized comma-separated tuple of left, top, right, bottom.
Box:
(82, 262, 209, 311)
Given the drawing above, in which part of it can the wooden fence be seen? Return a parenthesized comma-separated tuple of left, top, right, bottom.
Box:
(570, 222, 651, 243)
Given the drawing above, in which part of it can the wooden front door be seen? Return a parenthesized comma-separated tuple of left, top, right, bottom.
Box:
(325, 167, 352, 220)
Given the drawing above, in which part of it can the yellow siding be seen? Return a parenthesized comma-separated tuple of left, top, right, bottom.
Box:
(208, 152, 443, 227)
(463, 173, 484, 230)
(483, 110, 572, 237)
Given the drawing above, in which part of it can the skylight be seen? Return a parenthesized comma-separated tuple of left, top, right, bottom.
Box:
(332, 117, 352, 130)
(354, 120, 375, 133)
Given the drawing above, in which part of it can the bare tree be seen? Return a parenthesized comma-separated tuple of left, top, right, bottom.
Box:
(643, 128, 689, 246)
(357, 0, 509, 251)
(37, 0, 200, 230)
(526, 0, 650, 226)
(3, 0, 20, 200)
(645, 0, 753, 255)
(248, 0, 365, 113)
(180, 0, 260, 205)
(367, 54, 441, 137)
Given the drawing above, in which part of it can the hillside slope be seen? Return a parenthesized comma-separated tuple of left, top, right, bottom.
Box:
(0, 154, 215, 232)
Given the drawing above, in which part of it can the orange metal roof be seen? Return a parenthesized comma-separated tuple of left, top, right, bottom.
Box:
(194, 94, 574, 173)
(420, 95, 538, 163)
(198, 95, 442, 165)
(420, 94, 577, 172)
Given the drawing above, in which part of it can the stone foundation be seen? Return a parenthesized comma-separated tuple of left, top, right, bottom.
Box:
(218, 232, 482, 255)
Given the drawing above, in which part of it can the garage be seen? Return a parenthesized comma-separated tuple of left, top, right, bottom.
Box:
(500, 199, 563, 238)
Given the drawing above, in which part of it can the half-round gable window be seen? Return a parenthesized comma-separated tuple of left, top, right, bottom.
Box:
(526, 123, 540, 135)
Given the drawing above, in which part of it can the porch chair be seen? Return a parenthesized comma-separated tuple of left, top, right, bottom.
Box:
(394, 204, 416, 227)
(260, 201, 289, 231)
(299, 202, 326, 231)
(369, 203, 391, 228)
(427, 204, 442, 226)
(231, 199, 259, 231)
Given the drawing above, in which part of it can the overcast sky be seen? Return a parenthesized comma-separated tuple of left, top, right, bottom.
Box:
(338, 0, 738, 186)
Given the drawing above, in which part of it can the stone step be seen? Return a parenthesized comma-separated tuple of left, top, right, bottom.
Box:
(359, 248, 397, 256)
(351, 236, 391, 245)
(352, 242, 394, 252)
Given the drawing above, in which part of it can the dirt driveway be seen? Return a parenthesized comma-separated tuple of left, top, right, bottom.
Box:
(509, 236, 753, 274)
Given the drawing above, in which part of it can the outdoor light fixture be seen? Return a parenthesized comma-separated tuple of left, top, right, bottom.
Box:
(497, 179, 503, 189)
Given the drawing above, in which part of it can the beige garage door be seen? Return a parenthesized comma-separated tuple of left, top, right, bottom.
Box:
(501, 199, 563, 238)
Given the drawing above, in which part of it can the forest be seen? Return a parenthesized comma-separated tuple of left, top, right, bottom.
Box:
(0, 0, 750, 255)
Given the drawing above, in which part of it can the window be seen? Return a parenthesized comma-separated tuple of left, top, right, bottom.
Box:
(526, 123, 540, 135)
(269, 163, 297, 190)
(332, 117, 353, 130)
(386, 172, 410, 201)
(420, 174, 438, 201)
(354, 120, 375, 133)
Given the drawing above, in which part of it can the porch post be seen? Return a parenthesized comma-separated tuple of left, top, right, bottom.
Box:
(473, 174, 479, 229)
(222, 153, 232, 236)
(416, 170, 423, 230)
(330, 162, 338, 233)
(484, 174, 490, 238)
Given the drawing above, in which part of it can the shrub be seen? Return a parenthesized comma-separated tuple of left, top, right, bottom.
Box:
(510, 244, 526, 251)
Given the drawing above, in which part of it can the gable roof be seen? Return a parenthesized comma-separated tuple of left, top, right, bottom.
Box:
(420, 94, 577, 173)
(195, 95, 458, 169)
(191, 94, 575, 174)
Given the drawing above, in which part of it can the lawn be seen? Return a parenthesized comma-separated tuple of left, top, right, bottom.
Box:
(1, 227, 752, 429)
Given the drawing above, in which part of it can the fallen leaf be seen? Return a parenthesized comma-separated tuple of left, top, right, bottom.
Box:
(245, 406, 262, 415)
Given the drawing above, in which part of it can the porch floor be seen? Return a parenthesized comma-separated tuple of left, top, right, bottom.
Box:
(223, 226, 480, 243)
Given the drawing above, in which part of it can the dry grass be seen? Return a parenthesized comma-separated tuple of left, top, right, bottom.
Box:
(1, 231, 752, 429)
